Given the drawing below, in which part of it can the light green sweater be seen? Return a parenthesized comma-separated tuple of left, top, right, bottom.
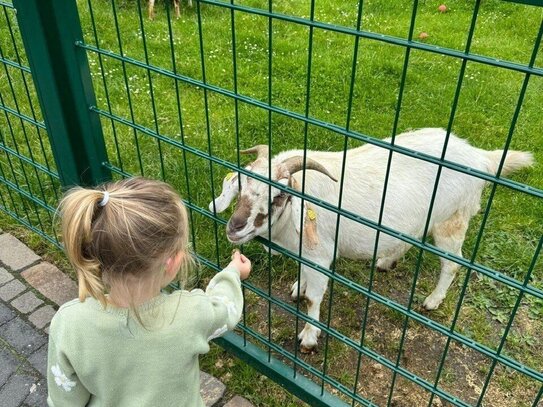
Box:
(47, 267, 242, 407)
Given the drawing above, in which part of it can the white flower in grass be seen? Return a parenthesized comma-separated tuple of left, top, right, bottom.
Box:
(51, 364, 76, 392)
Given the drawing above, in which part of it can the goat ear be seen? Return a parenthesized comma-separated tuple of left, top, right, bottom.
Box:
(303, 204, 319, 249)
(209, 172, 239, 213)
(288, 176, 300, 190)
(290, 197, 319, 249)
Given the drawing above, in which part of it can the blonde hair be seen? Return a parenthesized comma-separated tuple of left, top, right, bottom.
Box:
(59, 177, 191, 316)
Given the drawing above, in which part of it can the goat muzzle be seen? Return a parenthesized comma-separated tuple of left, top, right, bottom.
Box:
(228, 215, 247, 232)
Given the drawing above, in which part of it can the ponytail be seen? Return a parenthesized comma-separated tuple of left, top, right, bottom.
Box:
(57, 177, 192, 320)
(59, 187, 107, 306)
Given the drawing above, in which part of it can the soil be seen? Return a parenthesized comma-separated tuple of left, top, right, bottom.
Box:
(234, 262, 543, 407)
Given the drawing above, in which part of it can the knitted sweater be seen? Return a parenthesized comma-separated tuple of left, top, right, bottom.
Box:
(47, 267, 242, 407)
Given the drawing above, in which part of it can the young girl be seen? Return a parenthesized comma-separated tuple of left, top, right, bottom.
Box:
(48, 177, 251, 407)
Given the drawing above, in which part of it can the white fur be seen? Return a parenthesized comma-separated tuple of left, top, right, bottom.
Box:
(209, 172, 240, 213)
(221, 128, 534, 351)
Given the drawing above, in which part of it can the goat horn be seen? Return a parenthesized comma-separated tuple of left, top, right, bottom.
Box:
(282, 156, 338, 182)
(240, 145, 269, 160)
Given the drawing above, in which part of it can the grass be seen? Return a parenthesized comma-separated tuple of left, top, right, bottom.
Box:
(1, 0, 543, 405)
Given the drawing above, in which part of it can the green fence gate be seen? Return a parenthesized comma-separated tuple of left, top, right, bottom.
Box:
(1, 0, 542, 405)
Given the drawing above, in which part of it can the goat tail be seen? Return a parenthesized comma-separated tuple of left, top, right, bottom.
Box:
(486, 149, 534, 176)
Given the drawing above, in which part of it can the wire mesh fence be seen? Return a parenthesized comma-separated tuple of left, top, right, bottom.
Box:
(0, 0, 61, 246)
(3, 0, 543, 405)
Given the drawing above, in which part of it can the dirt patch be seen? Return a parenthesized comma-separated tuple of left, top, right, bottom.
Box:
(196, 246, 542, 407)
(228, 259, 543, 407)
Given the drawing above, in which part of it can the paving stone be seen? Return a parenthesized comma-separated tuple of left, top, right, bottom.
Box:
(11, 291, 43, 314)
(0, 267, 13, 285)
(28, 305, 56, 329)
(24, 379, 47, 407)
(223, 396, 255, 407)
(0, 279, 26, 301)
(0, 234, 41, 272)
(21, 262, 77, 306)
(0, 302, 16, 326)
(28, 344, 48, 377)
(0, 347, 20, 385)
(200, 371, 226, 407)
(2, 317, 47, 356)
(0, 374, 36, 407)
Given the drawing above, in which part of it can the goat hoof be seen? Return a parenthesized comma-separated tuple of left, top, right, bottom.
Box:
(298, 335, 318, 354)
(299, 344, 317, 355)
(423, 295, 443, 310)
(298, 325, 321, 353)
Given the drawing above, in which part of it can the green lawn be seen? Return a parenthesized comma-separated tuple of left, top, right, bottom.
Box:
(1, 0, 542, 405)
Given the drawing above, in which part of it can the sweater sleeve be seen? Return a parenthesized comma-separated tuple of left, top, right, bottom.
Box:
(47, 332, 91, 406)
(202, 266, 243, 342)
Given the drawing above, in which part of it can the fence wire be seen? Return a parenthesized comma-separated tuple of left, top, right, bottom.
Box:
(3, 0, 543, 406)
(77, 0, 542, 405)
(0, 0, 61, 246)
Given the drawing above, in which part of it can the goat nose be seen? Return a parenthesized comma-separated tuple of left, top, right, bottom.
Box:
(228, 216, 247, 232)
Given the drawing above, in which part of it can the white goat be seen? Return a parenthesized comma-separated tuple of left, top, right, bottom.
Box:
(210, 128, 533, 352)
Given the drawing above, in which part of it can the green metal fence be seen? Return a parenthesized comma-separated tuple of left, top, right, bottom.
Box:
(0, 0, 61, 246)
(2, 0, 543, 405)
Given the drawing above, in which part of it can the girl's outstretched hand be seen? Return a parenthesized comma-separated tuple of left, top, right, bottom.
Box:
(228, 250, 251, 280)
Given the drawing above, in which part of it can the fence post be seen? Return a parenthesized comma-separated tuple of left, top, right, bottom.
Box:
(12, 0, 110, 187)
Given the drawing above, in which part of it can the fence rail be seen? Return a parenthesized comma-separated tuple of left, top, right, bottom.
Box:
(2, 0, 542, 406)
(0, 0, 61, 247)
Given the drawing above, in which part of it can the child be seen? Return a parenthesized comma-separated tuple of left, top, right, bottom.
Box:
(48, 177, 251, 406)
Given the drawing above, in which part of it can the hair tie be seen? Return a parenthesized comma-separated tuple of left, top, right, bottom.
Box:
(99, 191, 110, 207)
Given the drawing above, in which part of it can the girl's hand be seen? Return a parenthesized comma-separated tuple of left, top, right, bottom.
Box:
(228, 250, 251, 280)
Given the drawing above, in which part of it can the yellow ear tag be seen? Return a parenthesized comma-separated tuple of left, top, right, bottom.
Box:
(225, 172, 235, 181)
(307, 208, 317, 221)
